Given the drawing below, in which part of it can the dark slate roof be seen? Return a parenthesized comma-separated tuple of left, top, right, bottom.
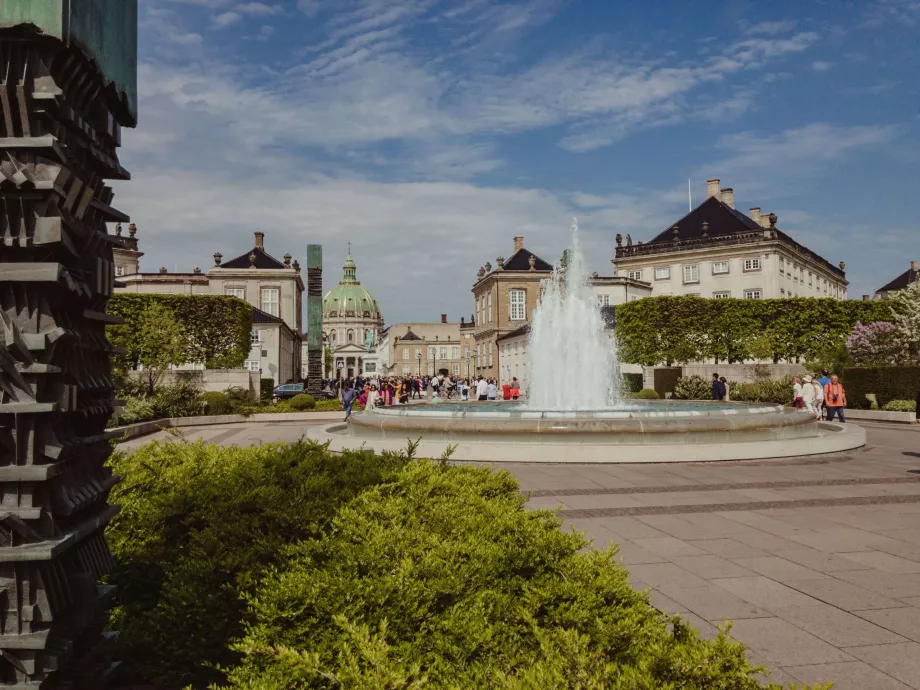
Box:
(221, 246, 286, 269)
(878, 267, 919, 293)
(252, 307, 283, 324)
(646, 196, 845, 278)
(503, 248, 553, 272)
(497, 324, 530, 342)
(647, 196, 761, 244)
(400, 329, 423, 341)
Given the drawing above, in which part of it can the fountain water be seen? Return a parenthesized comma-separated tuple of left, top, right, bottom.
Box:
(528, 219, 620, 410)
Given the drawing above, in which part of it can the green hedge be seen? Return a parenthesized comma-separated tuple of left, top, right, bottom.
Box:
(226, 460, 800, 689)
(842, 367, 920, 408)
(633, 388, 660, 399)
(289, 393, 316, 410)
(621, 372, 643, 393)
(200, 391, 232, 415)
(260, 378, 275, 402)
(108, 294, 253, 370)
(615, 297, 894, 366)
(107, 439, 412, 688)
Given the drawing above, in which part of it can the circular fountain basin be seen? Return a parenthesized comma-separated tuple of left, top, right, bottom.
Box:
(307, 400, 865, 464)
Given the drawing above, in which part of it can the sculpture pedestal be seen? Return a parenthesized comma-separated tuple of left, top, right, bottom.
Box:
(361, 354, 379, 377)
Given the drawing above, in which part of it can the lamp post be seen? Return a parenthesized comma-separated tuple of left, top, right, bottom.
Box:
(417, 353, 421, 377)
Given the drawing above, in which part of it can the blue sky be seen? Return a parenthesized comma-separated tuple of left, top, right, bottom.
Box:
(116, 0, 919, 323)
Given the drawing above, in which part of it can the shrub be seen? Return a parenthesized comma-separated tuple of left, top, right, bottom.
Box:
(107, 439, 413, 688)
(118, 397, 156, 425)
(151, 375, 204, 418)
(621, 372, 643, 394)
(315, 399, 343, 412)
(846, 321, 912, 366)
(200, 391, 232, 415)
(633, 388, 660, 399)
(843, 367, 920, 409)
(225, 386, 254, 413)
(226, 460, 806, 690)
(882, 399, 917, 412)
(260, 378, 274, 402)
(673, 375, 712, 400)
(726, 376, 795, 405)
(289, 393, 316, 410)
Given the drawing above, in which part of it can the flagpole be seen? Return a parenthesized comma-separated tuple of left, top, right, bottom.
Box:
(688, 178, 692, 211)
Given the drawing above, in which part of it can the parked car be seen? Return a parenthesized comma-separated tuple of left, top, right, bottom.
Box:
(273, 383, 304, 400)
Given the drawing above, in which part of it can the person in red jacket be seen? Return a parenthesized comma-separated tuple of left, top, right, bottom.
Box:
(502, 382, 512, 400)
(823, 375, 847, 423)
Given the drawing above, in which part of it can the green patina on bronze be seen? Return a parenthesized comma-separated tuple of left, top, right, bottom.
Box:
(307, 245, 323, 350)
(1, 0, 137, 123)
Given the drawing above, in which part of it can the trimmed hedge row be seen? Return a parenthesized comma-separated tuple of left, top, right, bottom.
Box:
(842, 367, 920, 408)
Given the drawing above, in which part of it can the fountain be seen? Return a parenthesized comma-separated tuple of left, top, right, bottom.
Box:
(309, 220, 865, 463)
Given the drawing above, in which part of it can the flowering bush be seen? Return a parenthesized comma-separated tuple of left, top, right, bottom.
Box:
(846, 321, 911, 367)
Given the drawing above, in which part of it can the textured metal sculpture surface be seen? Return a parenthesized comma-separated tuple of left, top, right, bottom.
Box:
(0, 2, 136, 686)
(306, 245, 323, 395)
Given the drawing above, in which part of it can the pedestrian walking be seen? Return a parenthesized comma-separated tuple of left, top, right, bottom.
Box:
(802, 375, 819, 417)
(476, 376, 488, 401)
(366, 385, 379, 413)
(823, 375, 847, 423)
(711, 373, 725, 401)
(792, 376, 804, 409)
(487, 379, 498, 400)
(720, 376, 730, 402)
(511, 377, 521, 401)
(342, 385, 357, 422)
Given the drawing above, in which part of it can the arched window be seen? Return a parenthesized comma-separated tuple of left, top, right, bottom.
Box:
(347, 329, 355, 342)
(330, 331, 336, 344)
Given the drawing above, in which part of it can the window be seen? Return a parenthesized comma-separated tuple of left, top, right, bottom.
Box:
(226, 287, 245, 299)
(744, 290, 762, 299)
(244, 360, 260, 371)
(415, 347, 422, 359)
(347, 329, 354, 342)
(683, 264, 699, 284)
(402, 347, 409, 359)
(464, 347, 470, 358)
(115, 265, 125, 277)
(402, 365, 411, 375)
(260, 288, 279, 316)
(743, 258, 761, 271)
(451, 346, 460, 359)
(627, 270, 643, 281)
(251, 330, 261, 346)
(428, 346, 436, 359)
(440, 347, 447, 359)
(452, 365, 460, 375)
(488, 343, 493, 367)
(808, 272, 813, 287)
(780, 288, 785, 297)
(510, 289, 526, 320)
(329, 331, 336, 343)
(713, 291, 731, 299)
(488, 293, 492, 323)
(780, 260, 785, 276)
(712, 261, 729, 275)
(597, 294, 610, 306)
(654, 267, 670, 280)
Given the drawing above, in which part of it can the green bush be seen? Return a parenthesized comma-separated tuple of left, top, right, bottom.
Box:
(883, 399, 917, 412)
(107, 439, 412, 688)
(260, 378, 275, 402)
(200, 391, 232, 415)
(673, 375, 712, 400)
(843, 367, 920, 409)
(632, 388, 660, 399)
(727, 376, 795, 405)
(226, 460, 811, 689)
(315, 399, 343, 411)
(118, 397, 156, 425)
(151, 376, 204, 418)
(225, 386, 254, 412)
(289, 393, 316, 410)
(621, 372, 643, 393)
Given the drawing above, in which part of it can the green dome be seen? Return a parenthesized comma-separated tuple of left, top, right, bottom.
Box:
(323, 253, 383, 320)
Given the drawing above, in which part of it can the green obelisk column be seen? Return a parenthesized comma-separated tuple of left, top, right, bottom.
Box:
(0, 2, 137, 685)
(306, 244, 324, 395)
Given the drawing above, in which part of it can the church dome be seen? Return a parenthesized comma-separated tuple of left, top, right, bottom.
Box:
(323, 253, 383, 320)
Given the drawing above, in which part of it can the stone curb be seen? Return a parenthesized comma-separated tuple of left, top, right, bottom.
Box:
(110, 411, 345, 441)
(844, 409, 915, 424)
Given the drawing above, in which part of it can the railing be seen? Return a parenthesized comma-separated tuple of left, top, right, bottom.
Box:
(615, 231, 772, 259)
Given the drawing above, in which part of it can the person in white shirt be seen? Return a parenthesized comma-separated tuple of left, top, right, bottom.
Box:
(476, 377, 488, 401)
(792, 376, 804, 409)
(801, 375, 819, 417)
(487, 379, 498, 400)
(365, 386, 379, 413)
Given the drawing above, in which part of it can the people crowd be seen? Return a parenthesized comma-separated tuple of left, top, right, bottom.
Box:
(327, 373, 524, 421)
(712, 368, 848, 423)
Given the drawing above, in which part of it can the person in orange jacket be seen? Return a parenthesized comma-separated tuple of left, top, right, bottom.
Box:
(823, 375, 847, 423)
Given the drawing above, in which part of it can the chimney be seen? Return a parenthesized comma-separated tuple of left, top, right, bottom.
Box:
(750, 207, 761, 224)
(706, 178, 721, 200)
(254, 231, 265, 249)
(441, 313, 447, 324)
(912, 260, 918, 272)
(756, 211, 771, 229)
(513, 236, 524, 253)
(721, 188, 734, 209)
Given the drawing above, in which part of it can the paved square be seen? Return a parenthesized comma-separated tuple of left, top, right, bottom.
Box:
(125, 421, 920, 687)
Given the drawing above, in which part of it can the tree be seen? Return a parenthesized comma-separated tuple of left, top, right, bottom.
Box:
(136, 304, 184, 395)
(846, 321, 911, 367)
(888, 280, 920, 360)
(324, 346, 333, 377)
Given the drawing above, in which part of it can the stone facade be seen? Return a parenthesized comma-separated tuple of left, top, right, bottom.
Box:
(613, 179, 849, 301)
(323, 252, 384, 379)
(382, 318, 474, 379)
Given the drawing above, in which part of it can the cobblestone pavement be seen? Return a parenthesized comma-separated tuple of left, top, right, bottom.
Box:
(123, 421, 920, 688)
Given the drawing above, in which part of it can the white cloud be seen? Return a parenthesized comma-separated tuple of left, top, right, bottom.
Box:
(743, 20, 798, 35)
(213, 11, 242, 28)
(236, 2, 282, 15)
(811, 60, 835, 71)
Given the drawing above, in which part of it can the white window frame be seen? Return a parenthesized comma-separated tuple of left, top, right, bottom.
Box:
(488, 293, 492, 323)
(226, 287, 245, 299)
(244, 360, 260, 372)
(743, 258, 761, 272)
(683, 264, 699, 284)
(627, 270, 643, 281)
(713, 291, 731, 299)
(402, 365, 411, 376)
(744, 290, 762, 300)
(115, 265, 125, 277)
(451, 346, 460, 359)
(510, 289, 526, 321)
(654, 266, 670, 280)
(402, 347, 409, 360)
(712, 261, 730, 275)
(260, 287, 279, 316)
(597, 294, 610, 306)
(251, 330, 261, 346)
